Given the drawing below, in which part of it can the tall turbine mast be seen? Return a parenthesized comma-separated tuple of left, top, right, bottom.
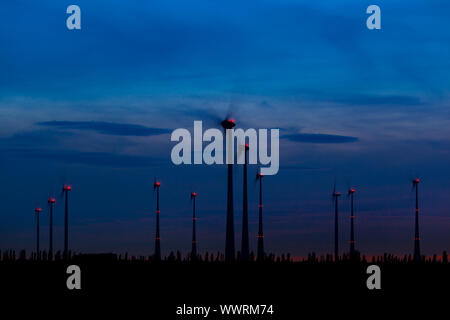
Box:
(221, 118, 236, 262)
(256, 171, 265, 262)
(241, 143, 250, 262)
(413, 179, 421, 262)
(191, 192, 198, 261)
(154, 180, 161, 261)
(348, 188, 356, 260)
(62, 184, 71, 260)
(332, 186, 341, 262)
(48, 197, 56, 260)
(35, 207, 42, 259)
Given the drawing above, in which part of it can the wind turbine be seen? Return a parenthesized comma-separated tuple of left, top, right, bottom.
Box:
(154, 180, 161, 261)
(35, 207, 42, 259)
(241, 143, 250, 262)
(48, 197, 56, 260)
(412, 178, 421, 262)
(62, 184, 72, 260)
(256, 170, 265, 262)
(191, 192, 198, 261)
(348, 188, 356, 260)
(332, 184, 341, 262)
(221, 118, 236, 262)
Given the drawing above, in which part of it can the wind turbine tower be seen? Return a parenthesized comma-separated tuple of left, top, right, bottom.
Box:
(62, 184, 71, 260)
(241, 143, 250, 262)
(348, 188, 356, 259)
(221, 118, 236, 262)
(412, 179, 421, 262)
(256, 171, 265, 262)
(35, 207, 42, 259)
(191, 192, 198, 261)
(332, 187, 341, 262)
(48, 197, 56, 260)
(154, 181, 161, 261)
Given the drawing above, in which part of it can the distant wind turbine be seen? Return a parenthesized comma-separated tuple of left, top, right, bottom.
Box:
(256, 170, 265, 262)
(62, 184, 72, 260)
(332, 184, 341, 262)
(154, 180, 161, 261)
(191, 192, 198, 261)
(348, 188, 356, 260)
(241, 143, 250, 262)
(48, 197, 56, 260)
(35, 207, 42, 259)
(412, 179, 421, 262)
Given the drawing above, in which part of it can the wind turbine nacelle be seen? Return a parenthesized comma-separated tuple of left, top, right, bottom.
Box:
(221, 118, 236, 130)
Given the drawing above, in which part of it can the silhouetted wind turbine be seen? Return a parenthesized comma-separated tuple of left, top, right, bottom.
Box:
(154, 180, 161, 261)
(191, 192, 198, 261)
(256, 170, 265, 262)
(62, 184, 71, 260)
(48, 197, 56, 260)
(241, 143, 250, 262)
(412, 178, 421, 262)
(332, 185, 341, 262)
(221, 118, 236, 262)
(35, 207, 42, 259)
(348, 188, 356, 259)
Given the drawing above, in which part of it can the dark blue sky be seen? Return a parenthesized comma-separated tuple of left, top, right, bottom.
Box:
(0, 0, 449, 257)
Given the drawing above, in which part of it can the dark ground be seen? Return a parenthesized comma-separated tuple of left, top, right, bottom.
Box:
(1, 257, 448, 318)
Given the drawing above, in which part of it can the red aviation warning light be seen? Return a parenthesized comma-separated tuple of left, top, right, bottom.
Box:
(221, 118, 236, 130)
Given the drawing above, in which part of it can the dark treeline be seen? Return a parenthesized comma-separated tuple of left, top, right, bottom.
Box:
(1, 249, 448, 264)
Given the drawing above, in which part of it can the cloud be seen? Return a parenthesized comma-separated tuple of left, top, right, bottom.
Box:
(1, 148, 163, 168)
(36, 121, 171, 137)
(282, 133, 358, 144)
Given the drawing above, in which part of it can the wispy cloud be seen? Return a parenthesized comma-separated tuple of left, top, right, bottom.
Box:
(282, 133, 358, 144)
(37, 121, 171, 137)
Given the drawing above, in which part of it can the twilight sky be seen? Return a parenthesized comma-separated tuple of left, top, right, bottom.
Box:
(0, 0, 449, 258)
